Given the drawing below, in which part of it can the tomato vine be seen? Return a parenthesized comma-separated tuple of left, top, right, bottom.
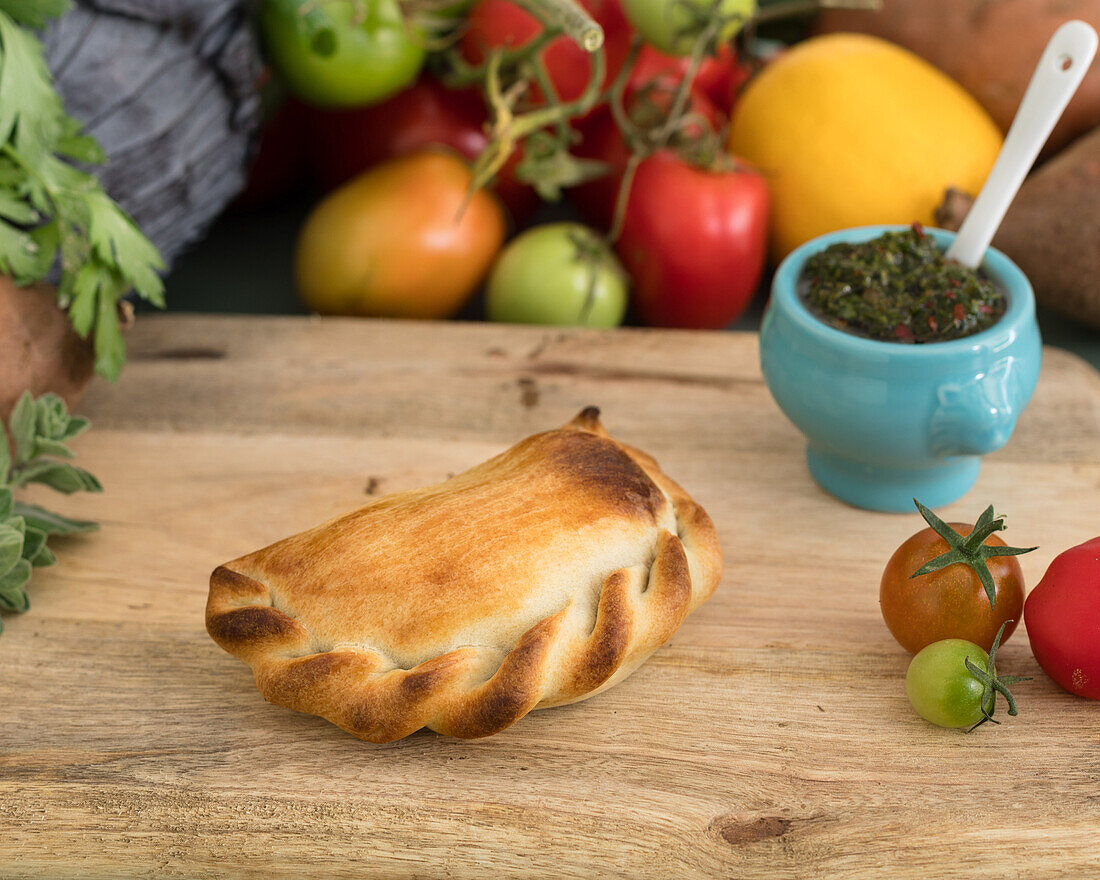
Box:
(436, 0, 877, 246)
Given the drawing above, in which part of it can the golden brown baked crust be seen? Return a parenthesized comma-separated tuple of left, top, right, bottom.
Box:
(206, 407, 723, 742)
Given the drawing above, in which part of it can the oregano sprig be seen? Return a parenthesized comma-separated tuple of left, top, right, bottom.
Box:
(909, 499, 1037, 609)
(0, 391, 99, 633)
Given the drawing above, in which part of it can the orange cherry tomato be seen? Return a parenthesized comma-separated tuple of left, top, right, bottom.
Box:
(880, 523, 1025, 655)
(295, 151, 505, 319)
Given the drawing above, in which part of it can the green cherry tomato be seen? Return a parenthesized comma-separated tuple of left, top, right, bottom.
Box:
(621, 0, 756, 57)
(905, 639, 992, 728)
(260, 0, 426, 108)
(486, 223, 628, 327)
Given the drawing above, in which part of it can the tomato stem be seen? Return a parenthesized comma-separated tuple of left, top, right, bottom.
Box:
(909, 499, 1037, 610)
(601, 0, 739, 247)
(963, 620, 1031, 732)
(514, 0, 604, 51)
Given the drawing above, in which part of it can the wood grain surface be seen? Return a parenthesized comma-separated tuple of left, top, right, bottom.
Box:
(3, 315, 1099, 879)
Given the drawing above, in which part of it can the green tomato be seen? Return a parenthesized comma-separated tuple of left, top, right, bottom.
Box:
(905, 639, 991, 729)
(486, 223, 628, 327)
(621, 0, 755, 57)
(260, 0, 425, 108)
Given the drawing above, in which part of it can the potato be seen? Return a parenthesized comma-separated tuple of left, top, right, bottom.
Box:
(0, 278, 95, 419)
(936, 125, 1100, 329)
(816, 0, 1100, 157)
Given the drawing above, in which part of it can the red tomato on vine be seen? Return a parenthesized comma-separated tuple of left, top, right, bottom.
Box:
(570, 86, 722, 229)
(306, 75, 538, 224)
(615, 150, 768, 329)
(630, 42, 749, 114)
(460, 0, 631, 103)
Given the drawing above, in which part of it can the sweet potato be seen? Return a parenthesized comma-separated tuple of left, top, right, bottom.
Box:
(936, 125, 1100, 329)
(0, 278, 95, 420)
(816, 0, 1100, 157)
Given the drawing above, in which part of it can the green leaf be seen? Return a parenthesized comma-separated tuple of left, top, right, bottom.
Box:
(27, 220, 60, 279)
(56, 117, 105, 165)
(0, 430, 9, 482)
(9, 391, 36, 464)
(0, 487, 12, 520)
(0, 217, 41, 280)
(60, 415, 90, 441)
(85, 191, 165, 306)
(13, 501, 97, 535)
(93, 277, 127, 382)
(0, 187, 35, 223)
(29, 542, 55, 568)
(14, 460, 101, 493)
(31, 437, 75, 459)
(0, 523, 23, 576)
(67, 262, 103, 338)
(0, 0, 71, 28)
(0, 558, 31, 612)
(19, 524, 44, 563)
(0, 12, 64, 150)
(0, 9, 165, 383)
(35, 392, 67, 437)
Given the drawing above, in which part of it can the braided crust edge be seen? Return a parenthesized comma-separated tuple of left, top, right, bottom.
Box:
(206, 408, 723, 742)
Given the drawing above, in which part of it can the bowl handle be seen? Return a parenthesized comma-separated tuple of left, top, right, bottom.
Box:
(931, 359, 1020, 457)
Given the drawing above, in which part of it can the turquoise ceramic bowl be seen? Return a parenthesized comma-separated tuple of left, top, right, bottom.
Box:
(759, 225, 1042, 512)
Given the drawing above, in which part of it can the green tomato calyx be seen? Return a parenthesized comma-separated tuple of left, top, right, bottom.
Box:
(962, 621, 1030, 733)
(908, 499, 1037, 609)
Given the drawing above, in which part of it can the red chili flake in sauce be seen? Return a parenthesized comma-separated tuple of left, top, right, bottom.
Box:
(801, 227, 1006, 343)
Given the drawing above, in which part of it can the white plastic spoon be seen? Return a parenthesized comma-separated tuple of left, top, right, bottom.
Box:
(945, 20, 1098, 268)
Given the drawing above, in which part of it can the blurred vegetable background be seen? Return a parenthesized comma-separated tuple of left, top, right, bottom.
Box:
(3, 0, 1097, 404)
(159, 0, 1098, 360)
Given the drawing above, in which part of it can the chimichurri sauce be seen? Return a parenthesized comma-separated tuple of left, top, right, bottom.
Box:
(800, 224, 1006, 343)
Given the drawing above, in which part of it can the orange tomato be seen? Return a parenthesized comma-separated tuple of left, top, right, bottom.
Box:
(880, 524, 1025, 655)
(295, 151, 505, 319)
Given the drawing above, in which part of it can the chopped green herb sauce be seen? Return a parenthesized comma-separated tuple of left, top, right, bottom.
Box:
(800, 224, 1006, 343)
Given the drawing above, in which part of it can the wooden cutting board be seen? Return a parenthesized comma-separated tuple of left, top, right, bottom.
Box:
(3, 315, 1099, 879)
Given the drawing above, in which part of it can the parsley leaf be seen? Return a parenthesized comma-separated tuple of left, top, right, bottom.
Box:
(0, 1, 72, 29)
(0, 6, 165, 381)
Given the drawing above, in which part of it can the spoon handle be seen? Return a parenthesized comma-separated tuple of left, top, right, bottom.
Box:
(945, 20, 1098, 268)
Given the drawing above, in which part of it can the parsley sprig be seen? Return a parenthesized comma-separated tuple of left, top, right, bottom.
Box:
(0, 391, 99, 633)
(0, 0, 164, 381)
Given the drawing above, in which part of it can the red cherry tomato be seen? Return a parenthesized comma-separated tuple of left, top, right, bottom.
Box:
(306, 75, 538, 224)
(615, 150, 768, 329)
(570, 87, 722, 230)
(1025, 537, 1100, 700)
(630, 42, 748, 114)
(460, 0, 631, 104)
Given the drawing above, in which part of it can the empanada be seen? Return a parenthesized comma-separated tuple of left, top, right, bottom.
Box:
(206, 407, 722, 742)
